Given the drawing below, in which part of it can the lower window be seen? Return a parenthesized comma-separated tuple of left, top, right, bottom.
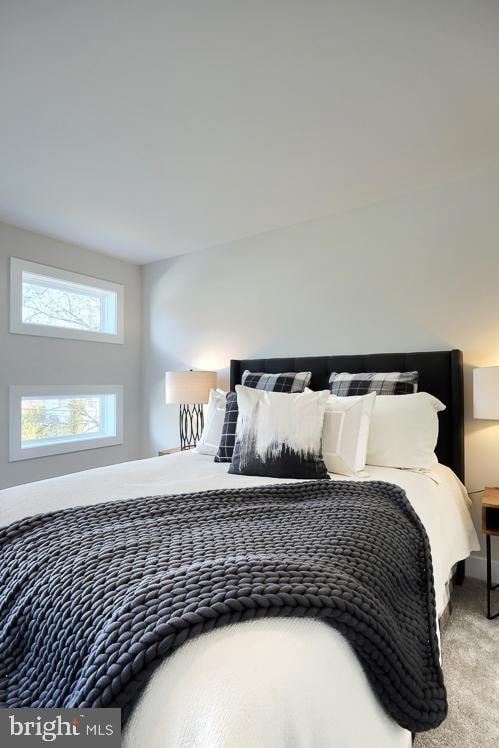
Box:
(9, 385, 124, 461)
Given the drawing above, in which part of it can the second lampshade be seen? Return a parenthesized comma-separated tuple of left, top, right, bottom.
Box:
(473, 366, 499, 420)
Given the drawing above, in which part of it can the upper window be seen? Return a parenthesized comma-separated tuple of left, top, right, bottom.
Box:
(10, 258, 124, 343)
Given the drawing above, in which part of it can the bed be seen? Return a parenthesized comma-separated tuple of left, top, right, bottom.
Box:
(0, 350, 480, 747)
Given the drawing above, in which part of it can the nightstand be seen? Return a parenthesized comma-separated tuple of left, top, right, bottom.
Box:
(158, 447, 182, 456)
(482, 487, 499, 620)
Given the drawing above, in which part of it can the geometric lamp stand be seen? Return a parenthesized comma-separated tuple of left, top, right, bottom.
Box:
(179, 403, 205, 451)
(165, 370, 217, 451)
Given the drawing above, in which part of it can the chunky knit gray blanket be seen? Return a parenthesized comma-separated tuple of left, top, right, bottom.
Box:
(0, 481, 446, 732)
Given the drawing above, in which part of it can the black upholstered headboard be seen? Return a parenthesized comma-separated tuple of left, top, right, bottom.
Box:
(230, 350, 464, 481)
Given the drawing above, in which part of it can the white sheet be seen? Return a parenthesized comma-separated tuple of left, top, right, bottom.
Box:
(0, 452, 479, 748)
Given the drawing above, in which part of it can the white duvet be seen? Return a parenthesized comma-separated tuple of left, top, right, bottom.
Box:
(0, 452, 479, 748)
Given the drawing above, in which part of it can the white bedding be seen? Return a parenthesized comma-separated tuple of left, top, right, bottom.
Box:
(0, 452, 479, 748)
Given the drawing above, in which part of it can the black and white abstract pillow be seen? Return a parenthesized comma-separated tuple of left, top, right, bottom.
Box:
(228, 386, 330, 479)
(329, 371, 418, 396)
(215, 370, 312, 463)
(242, 370, 312, 392)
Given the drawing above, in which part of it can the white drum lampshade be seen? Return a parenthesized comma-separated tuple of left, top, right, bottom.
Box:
(165, 370, 217, 405)
(165, 370, 217, 450)
(473, 366, 499, 420)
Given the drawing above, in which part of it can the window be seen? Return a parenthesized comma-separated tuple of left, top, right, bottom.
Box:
(10, 258, 124, 343)
(9, 385, 124, 461)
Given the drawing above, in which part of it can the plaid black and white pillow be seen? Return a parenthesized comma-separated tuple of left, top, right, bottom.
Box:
(215, 370, 312, 463)
(241, 370, 312, 392)
(329, 371, 418, 396)
(214, 392, 238, 462)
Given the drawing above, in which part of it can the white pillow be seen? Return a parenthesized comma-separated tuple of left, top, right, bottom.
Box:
(322, 392, 376, 476)
(195, 389, 227, 456)
(366, 392, 445, 470)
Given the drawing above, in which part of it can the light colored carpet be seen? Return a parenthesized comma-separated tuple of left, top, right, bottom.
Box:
(415, 578, 499, 748)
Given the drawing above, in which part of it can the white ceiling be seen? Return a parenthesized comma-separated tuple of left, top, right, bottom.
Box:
(1, 1, 499, 265)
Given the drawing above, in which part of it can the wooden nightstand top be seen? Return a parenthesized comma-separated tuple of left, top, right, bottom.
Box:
(483, 487, 499, 509)
(158, 447, 182, 456)
(483, 487, 499, 537)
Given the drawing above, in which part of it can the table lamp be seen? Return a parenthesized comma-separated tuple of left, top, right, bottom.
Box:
(165, 370, 217, 450)
(473, 366, 499, 420)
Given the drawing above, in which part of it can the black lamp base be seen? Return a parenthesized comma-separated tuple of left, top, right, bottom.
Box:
(179, 403, 204, 450)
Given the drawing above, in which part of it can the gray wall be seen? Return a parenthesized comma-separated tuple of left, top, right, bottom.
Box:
(0, 221, 142, 489)
(142, 168, 499, 577)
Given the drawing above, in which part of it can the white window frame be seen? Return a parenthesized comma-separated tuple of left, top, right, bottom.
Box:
(9, 385, 124, 461)
(10, 257, 125, 344)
